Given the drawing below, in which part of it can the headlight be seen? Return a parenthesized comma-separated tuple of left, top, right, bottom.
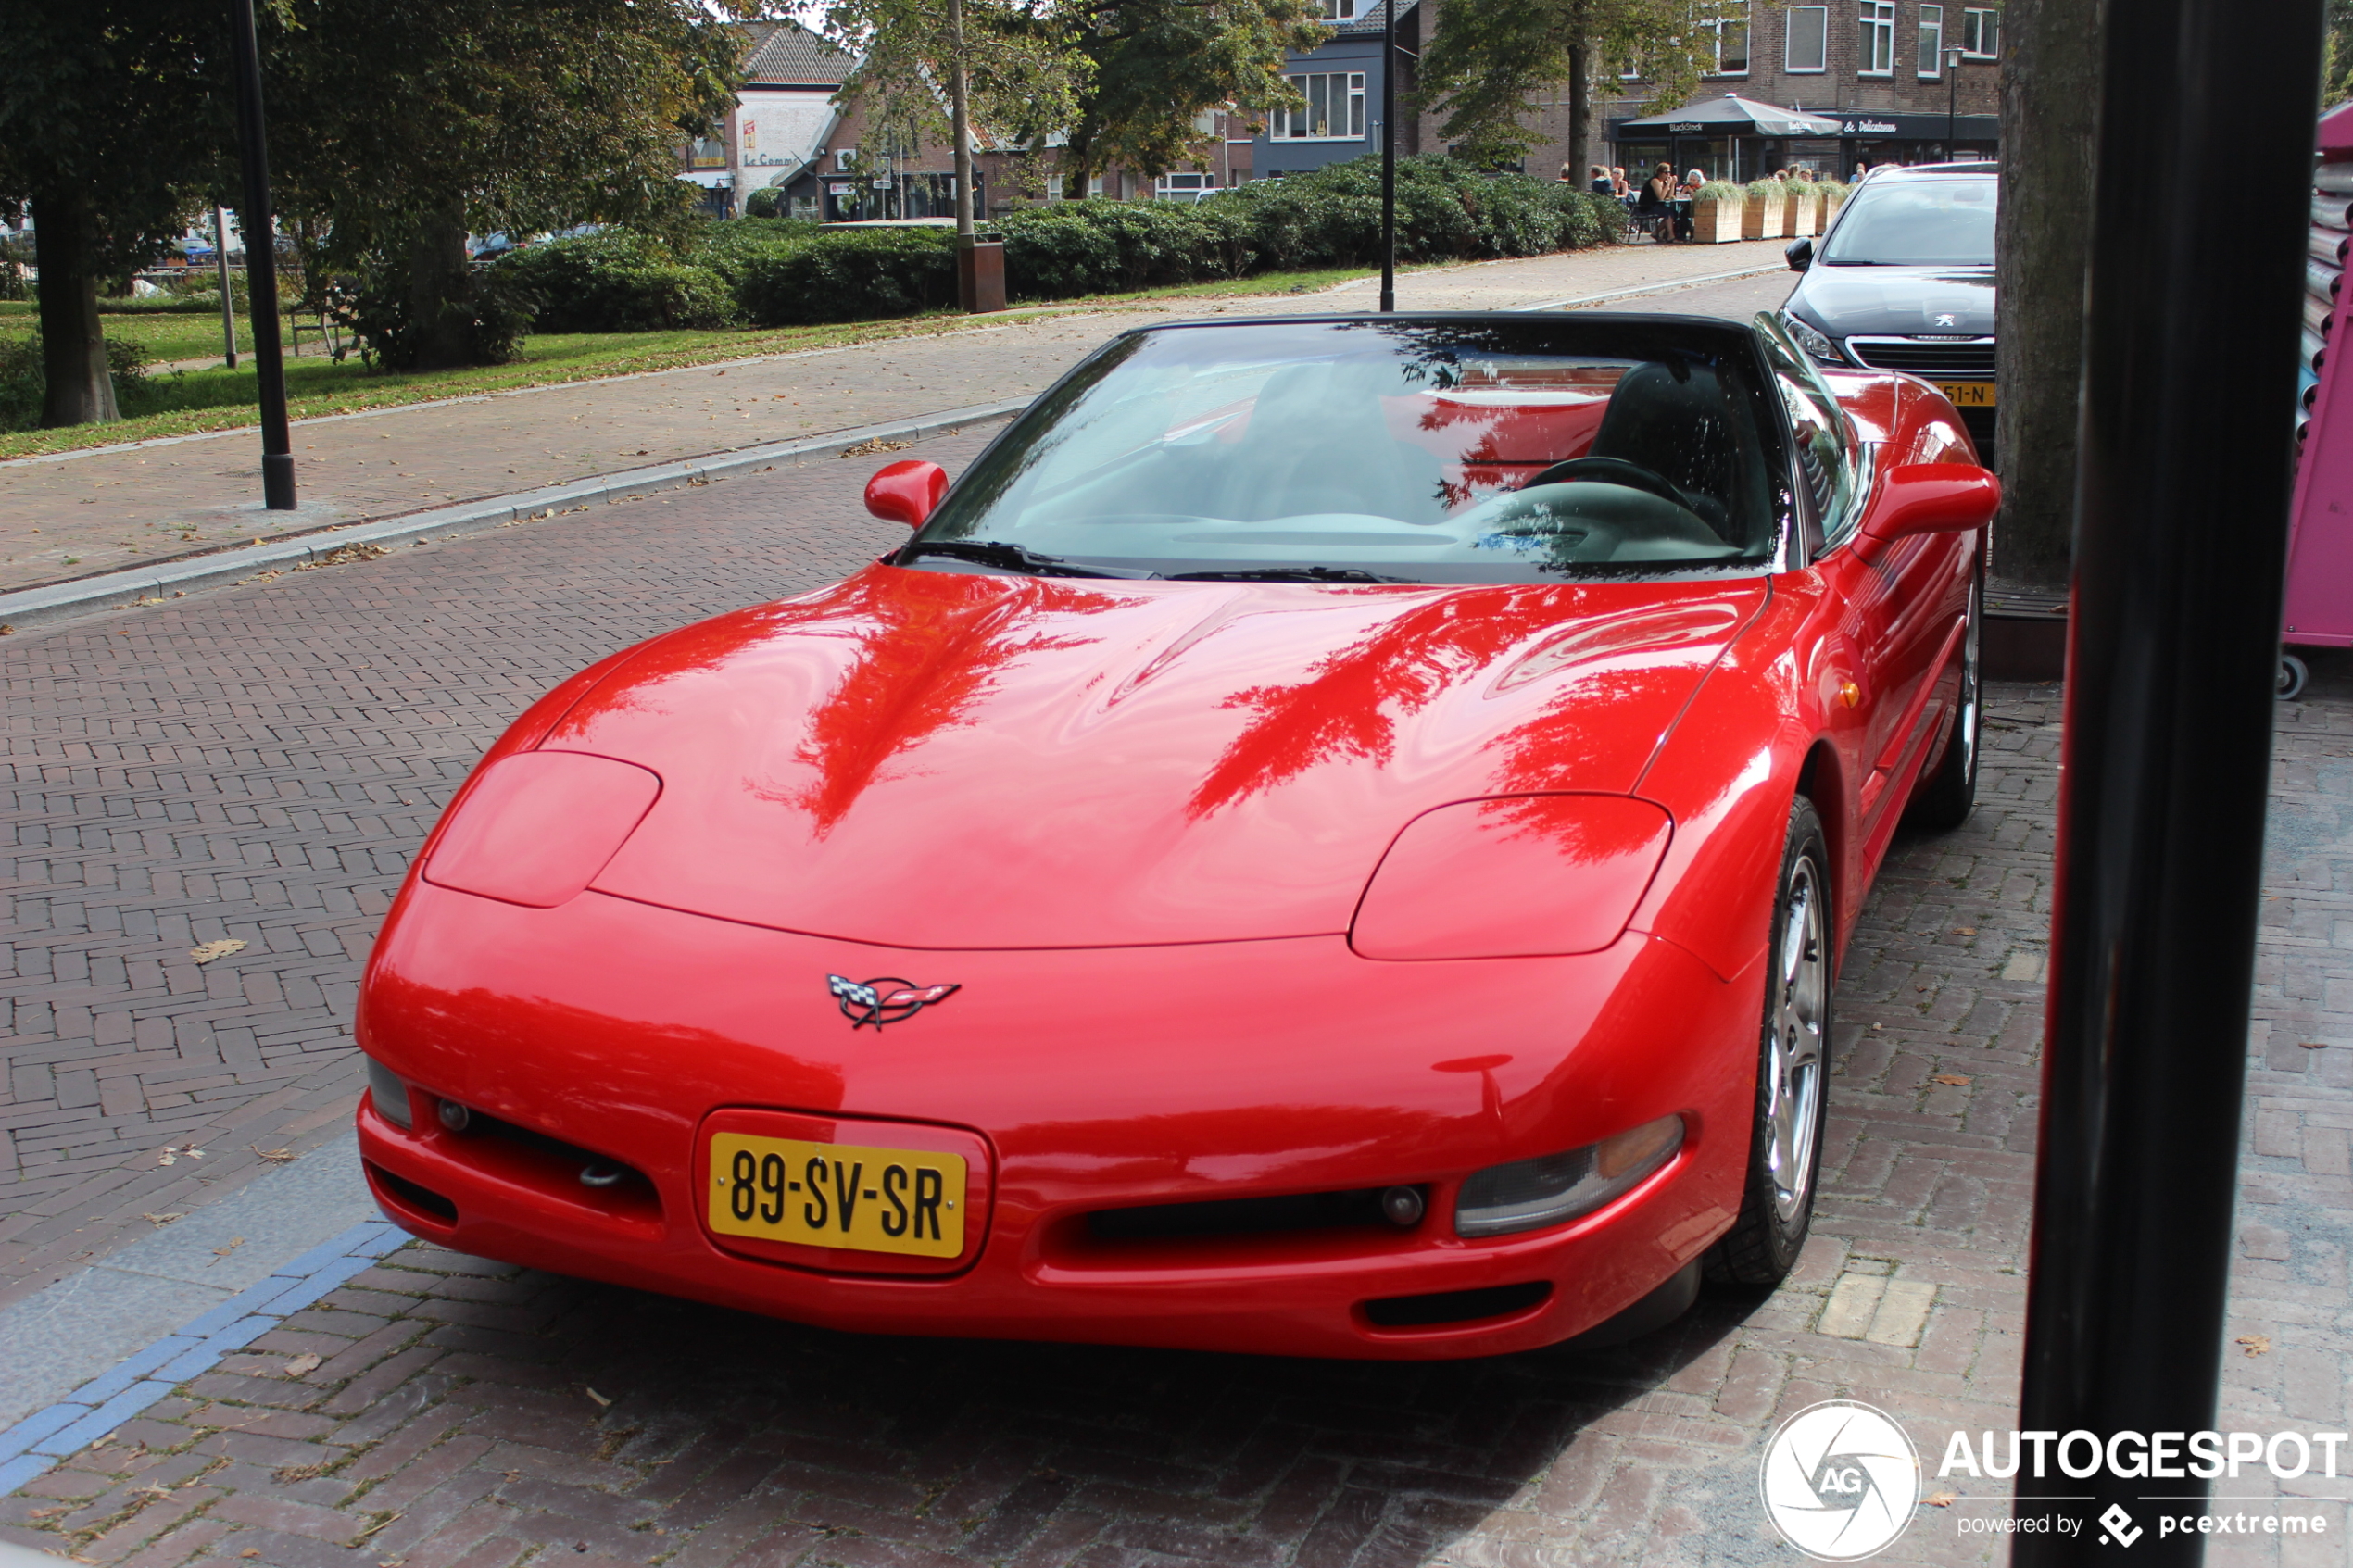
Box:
(366, 1055, 414, 1130)
(1350, 794, 1671, 960)
(1780, 311, 1843, 365)
(423, 750, 661, 908)
(1454, 1115, 1685, 1237)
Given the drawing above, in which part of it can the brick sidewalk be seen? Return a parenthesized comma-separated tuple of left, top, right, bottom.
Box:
(0, 241, 1788, 596)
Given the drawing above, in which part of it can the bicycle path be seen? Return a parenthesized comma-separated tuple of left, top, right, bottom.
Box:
(0, 242, 1790, 598)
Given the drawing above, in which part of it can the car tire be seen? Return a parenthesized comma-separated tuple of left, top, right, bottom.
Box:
(1903, 563, 1982, 833)
(1706, 797, 1832, 1288)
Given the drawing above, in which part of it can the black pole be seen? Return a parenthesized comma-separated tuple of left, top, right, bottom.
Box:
(2010, 0, 2321, 1558)
(229, 0, 295, 510)
(1945, 51, 1957, 156)
(211, 207, 236, 370)
(1378, 0, 1395, 312)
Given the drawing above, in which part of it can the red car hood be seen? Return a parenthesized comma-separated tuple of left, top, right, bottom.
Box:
(551, 565, 1766, 948)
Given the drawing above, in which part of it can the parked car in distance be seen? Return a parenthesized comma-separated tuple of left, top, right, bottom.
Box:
(1782, 163, 1999, 466)
(354, 312, 1996, 1360)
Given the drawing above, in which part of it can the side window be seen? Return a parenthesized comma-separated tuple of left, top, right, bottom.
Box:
(1755, 316, 1859, 551)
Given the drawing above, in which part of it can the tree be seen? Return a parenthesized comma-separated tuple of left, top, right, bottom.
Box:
(1416, 0, 1704, 175)
(2327, 0, 2353, 103)
(0, 3, 231, 425)
(1057, 0, 1325, 200)
(1994, 0, 2099, 587)
(262, 0, 748, 369)
(824, 0, 1090, 235)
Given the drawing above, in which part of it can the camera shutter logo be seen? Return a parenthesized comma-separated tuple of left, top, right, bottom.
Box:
(1758, 1401, 1921, 1559)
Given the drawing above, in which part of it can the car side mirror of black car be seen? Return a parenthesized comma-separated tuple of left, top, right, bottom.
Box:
(1785, 238, 1814, 271)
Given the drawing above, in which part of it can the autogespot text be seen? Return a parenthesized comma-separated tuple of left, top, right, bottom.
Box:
(1939, 1428, 2353, 1481)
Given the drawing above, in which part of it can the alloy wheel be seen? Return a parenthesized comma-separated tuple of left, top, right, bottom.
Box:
(1765, 855, 1828, 1222)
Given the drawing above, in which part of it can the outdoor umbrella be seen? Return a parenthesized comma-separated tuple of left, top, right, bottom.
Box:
(1616, 94, 1844, 182)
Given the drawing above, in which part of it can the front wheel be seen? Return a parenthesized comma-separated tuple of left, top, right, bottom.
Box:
(1706, 798, 1832, 1287)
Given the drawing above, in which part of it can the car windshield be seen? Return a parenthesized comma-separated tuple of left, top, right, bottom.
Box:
(1820, 177, 1996, 266)
(906, 319, 1787, 584)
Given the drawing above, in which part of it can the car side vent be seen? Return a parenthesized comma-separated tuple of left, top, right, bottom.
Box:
(365, 1161, 458, 1226)
(1361, 1281, 1553, 1328)
(1088, 1185, 1419, 1242)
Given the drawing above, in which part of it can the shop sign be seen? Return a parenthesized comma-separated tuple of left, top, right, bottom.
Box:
(1842, 119, 1899, 133)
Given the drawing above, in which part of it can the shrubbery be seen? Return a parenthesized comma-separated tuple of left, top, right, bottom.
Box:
(484, 156, 1627, 336)
(0, 332, 156, 432)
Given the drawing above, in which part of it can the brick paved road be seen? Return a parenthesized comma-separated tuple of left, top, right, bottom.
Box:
(6, 396, 2347, 1564)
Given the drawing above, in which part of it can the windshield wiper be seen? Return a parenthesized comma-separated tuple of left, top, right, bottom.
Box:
(1169, 566, 1417, 584)
(900, 539, 1151, 579)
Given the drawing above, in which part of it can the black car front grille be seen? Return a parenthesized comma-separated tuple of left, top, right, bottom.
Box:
(1845, 337, 1997, 376)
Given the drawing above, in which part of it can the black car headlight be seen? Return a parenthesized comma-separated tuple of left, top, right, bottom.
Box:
(1454, 1115, 1684, 1237)
(366, 1054, 414, 1130)
(1780, 311, 1842, 365)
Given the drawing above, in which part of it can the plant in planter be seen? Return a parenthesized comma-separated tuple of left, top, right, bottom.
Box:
(1743, 179, 1788, 240)
(1692, 181, 1743, 243)
(1817, 179, 1850, 224)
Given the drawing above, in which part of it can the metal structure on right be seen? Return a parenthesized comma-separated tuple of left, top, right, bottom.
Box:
(2280, 100, 2353, 697)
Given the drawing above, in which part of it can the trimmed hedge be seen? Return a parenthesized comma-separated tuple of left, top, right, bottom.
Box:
(489, 156, 1629, 335)
(496, 232, 734, 332)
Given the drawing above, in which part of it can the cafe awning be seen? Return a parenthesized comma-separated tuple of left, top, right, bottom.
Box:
(1614, 94, 1845, 139)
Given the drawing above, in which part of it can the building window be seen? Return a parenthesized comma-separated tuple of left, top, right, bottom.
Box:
(1858, 0, 1895, 75)
(1960, 6, 1999, 56)
(1277, 72, 1366, 139)
(836, 149, 858, 170)
(1785, 5, 1828, 71)
(1321, 0, 1356, 18)
(688, 135, 728, 169)
(1917, 4, 1944, 75)
(1698, 3, 1751, 74)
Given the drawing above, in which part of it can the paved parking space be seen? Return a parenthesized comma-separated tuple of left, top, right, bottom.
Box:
(5, 400, 2348, 1563)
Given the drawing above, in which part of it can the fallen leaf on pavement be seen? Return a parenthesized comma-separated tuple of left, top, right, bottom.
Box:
(585, 1387, 612, 1408)
(2301, 1041, 2329, 1050)
(2238, 1335, 2271, 1356)
(1931, 1074, 1972, 1086)
(839, 436, 911, 458)
(142, 1212, 183, 1226)
(189, 939, 246, 963)
(284, 1353, 323, 1377)
(1924, 1491, 1958, 1508)
(243, 1551, 261, 1559)
(210, 1236, 245, 1260)
(251, 1144, 297, 1162)
(1953, 927, 1977, 936)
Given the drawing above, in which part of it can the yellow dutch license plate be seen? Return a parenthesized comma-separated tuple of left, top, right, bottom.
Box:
(706, 1134, 967, 1258)
(1937, 380, 1995, 408)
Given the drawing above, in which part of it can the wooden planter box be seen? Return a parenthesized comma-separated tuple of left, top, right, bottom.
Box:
(1790, 192, 1819, 238)
(1692, 198, 1741, 243)
(1743, 192, 1786, 240)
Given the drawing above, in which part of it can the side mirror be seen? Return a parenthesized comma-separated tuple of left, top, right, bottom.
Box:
(1861, 464, 2001, 542)
(1785, 238, 1814, 270)
(864, 459, 948, 529)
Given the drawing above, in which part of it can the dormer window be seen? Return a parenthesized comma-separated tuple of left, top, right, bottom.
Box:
(1321, 0, 1356, 20)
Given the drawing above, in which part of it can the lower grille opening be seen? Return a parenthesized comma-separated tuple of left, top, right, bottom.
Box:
(367, 1161, 458, 1225)
(1363, 1280, 1553, 1329)
(1088, 1185, 1416, 1243)
(1957, 405, 1998, 468)
(448, 1106, 661, 1221)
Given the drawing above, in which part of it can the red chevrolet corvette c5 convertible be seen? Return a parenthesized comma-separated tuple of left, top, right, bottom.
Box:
(355, 312, 1995, 1359)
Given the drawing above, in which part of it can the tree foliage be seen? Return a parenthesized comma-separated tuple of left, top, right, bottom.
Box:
(1058, 0, 1326, 195)
(264, 0, 749, 367)
(823, 0, 1092, 170)
(2328, 0, 2353, 105)
(1416, 0, 1705, 168)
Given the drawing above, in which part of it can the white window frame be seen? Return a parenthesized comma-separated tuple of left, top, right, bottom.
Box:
(836, 148, 858, 170)
(1858, 0, 1896, 76)
(1321, 0, 1356, 19)
(1276, 71, 1367, 140)
(1960, 6, 1998, 56)
(1917, 4, 1944, 76)
(1784, 5, 1828, 71)
(1697, 2, 1751, 76)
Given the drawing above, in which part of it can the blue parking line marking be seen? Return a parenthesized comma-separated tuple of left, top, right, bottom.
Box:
(0, 1217, 409, 1497)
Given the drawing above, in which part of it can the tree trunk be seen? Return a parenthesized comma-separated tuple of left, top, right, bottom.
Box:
(1567, 40, 1592, 189)
(949, 0, 975, 238)
(31, 186, 120, 427)
(1993, 0, 2101, 586)
(404, 208, 476, 370)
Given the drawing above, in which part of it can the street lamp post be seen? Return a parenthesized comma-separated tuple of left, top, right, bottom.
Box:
(1945, 45, 1963, 157)
(1378, 0, 1397, 312)
(228, 0, 294, 509)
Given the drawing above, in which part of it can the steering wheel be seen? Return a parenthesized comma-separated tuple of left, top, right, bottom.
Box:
(1520, 457, 1691, 510)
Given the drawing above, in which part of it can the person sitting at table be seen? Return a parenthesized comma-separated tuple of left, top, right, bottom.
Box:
(1635, 162, 1678, 240)
(1587, 163, 1614, 194)
(1611, 166, 1630, 197)
(1682, 169, 1706, 194)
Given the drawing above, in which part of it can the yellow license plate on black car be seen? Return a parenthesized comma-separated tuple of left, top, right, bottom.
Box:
(707, 1134, 966, 1258)
(1937, 380, 1995, 408)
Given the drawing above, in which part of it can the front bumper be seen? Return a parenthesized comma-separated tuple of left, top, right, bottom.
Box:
(356, 883, 1760, 1360)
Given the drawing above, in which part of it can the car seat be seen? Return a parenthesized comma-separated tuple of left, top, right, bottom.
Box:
(1585, 360, 1756, 542)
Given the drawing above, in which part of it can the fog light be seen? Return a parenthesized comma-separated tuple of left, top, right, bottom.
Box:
(1454, 1115, 1684, 1238)
(436, 1099, 472, 1134)
(365, 1056, 412, 1131)
(1380, 1185, 1427, 1226)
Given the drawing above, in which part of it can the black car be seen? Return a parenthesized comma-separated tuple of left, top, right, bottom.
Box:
(1780, 163, 1998, 465)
